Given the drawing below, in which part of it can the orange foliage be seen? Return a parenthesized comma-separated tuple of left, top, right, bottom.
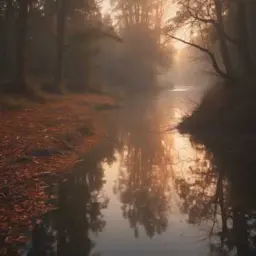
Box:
(0, 94, 114, 254)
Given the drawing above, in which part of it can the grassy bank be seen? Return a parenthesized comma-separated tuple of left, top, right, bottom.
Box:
(0, 93, 115, 254)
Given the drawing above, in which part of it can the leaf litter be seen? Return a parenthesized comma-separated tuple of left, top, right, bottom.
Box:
(0, 94, 114, 255)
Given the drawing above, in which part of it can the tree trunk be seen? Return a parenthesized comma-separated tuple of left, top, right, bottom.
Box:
(214, 0, 234, 79)
(4, 0, 16, 79)
(246, 1, 256, 68)
(54, 0, 67, 92)
(233, 207, 248, 256)
(236, 2, 254, 78)
(15, 0, 28, 93)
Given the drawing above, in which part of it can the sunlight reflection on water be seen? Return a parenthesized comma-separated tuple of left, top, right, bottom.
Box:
(25, 88, 214, 256)
(171, 88, 191, 92)
(91, 89, 210, 256)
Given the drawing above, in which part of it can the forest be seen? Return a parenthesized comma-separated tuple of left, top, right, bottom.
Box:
(0, 0, 171, 97)
(1, 0, 256, 255)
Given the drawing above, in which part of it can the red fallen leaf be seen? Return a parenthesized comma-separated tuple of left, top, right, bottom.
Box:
(14, 235, 27, 243)
(0, 94, 113, 253)
(27, 191, 38, 197)
(14, 207, 24, 213)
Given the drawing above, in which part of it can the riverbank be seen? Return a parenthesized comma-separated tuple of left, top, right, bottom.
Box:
(0, 93, 115, 254)
(178, 85, 256, 142)
(177, 84, 256, 253)
(177, 84, 256, 196)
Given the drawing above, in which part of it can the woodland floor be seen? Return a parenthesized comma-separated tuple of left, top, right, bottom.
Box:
(0, 93, 115, 255)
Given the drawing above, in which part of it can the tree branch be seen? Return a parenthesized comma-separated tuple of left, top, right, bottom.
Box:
(185, 3, 215, 24)
(183, 0, 238, 45)
(166, 33, 229, 79)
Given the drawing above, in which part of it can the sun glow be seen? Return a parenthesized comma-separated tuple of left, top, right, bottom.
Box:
(100, 0, 190, 52)
(101, 0, 111, 15)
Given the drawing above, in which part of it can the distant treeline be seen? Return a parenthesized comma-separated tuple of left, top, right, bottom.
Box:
(0, 0, 173, 96)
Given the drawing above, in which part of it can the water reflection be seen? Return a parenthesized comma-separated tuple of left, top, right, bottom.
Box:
(173, 129, 256, 255)
(113, 96, 172, 238)
(198, 145, 256, 255)
(25, 90, 250, 255)
(109, 92, 256, 255)
(175, 151, 217, 225)
(26, 141, 118, 255)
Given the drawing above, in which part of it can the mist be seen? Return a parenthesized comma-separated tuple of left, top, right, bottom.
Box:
(2, 0, 256, 255)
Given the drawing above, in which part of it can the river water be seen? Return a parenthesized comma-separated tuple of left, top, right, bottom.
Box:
(25, 87, 238, 255)
(90, 88, 209, 256)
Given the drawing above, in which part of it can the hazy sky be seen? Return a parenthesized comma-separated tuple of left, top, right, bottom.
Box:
(101, 0, 111, 13)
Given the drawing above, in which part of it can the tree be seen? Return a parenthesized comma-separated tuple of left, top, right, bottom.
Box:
(15, 0, 30, 92)
(53, 0, 68, 92)
(110, 0, 172, 93)
(165, 0, 230, 79)
(51, 0, 122, 92)
(1, 0, 56, 93)
(165, 0, 256, 85)
(1, 0, 16, 80)
(1, 0, 122, 94)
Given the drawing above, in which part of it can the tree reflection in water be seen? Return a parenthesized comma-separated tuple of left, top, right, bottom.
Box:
(26, 140, 118, 256)
(174, 139, 256, 255)
(26, 94, 256, 255)
(175, 149, 218, 225)
(113, 96, 172, 238)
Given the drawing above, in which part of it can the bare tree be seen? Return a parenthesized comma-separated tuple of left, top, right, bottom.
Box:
(165, 0, 255, 84)
(166, 0, 247, 83)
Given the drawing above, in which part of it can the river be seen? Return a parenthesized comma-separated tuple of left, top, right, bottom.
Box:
(25, 87, 241, 256)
